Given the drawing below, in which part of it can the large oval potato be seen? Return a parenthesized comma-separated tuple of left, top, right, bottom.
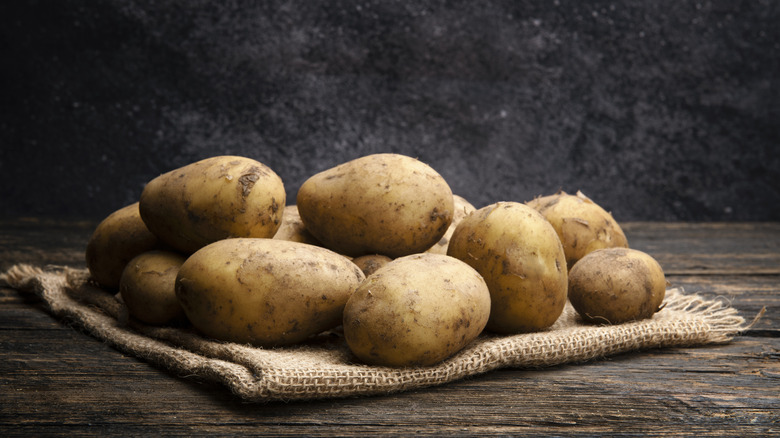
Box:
(175, 238, 365, 347)
(568, 248, 666, 324)
(448, 202, 568, 333)
(527, 190, 628, 270)
(343, 253, 491, 367)
(296, 153, 454, 258)
(140, 155, 285, 254)
(426, 194, 477, 255)
(119, 250, 187, 325)
(86, 202, 163, 290)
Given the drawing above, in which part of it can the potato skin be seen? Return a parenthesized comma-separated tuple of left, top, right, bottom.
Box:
(351, 254, 393, 276)
(175, 238, 365, 347)
(426, 194, 477, 255)
(343, 253, 491, 367)
(272, 205, 322, 246)
(568, 248, 666, 324)
(296, 153, 454, 258)
(119, 250, 187, 325)
(140, 156, 285, 254)
(448, 202, 568, 333)
(86, 202, 162, 290)
(527, 190, 628, 270)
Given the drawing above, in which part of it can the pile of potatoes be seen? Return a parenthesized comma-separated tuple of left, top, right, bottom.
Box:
(86, 153, 667, 367)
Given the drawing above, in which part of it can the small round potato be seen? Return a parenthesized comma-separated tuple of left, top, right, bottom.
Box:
(86, 202, 162, 290)
(140, 155, 285, 254)
(568, 248, 666, 324)
(297, 153, 454, 258)
(175, 238, 365, 347)
(526, 190, 628, 270)
(351, 254, 393, 276)
(426, 194, 477, 255)
(343, 253, 491, 367)
(272, 205, 322, 246)
(448, 202, 568, 333)
(119, 250, 187, 325)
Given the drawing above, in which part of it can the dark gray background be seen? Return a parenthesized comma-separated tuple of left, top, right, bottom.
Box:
(2, 0, 778, 222)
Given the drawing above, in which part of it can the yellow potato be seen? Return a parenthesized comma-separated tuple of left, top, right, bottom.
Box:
(140, 155, 285, 254)
(426, 194, 477, 255)
(527, 190, 628, 270)
(448, 202, 568, 333)
(296, 153, 454, 258)
(85, 202, 162, 290)
(351, 254, 393, 276)
(175, 238, 365, 347)
(272, 205, 322, 246)
(568, 248, 666, 324)
(343, 253, 491, 367)
(119, 250, 187, 325)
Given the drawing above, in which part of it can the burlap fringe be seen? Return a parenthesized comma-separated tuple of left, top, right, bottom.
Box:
(1, 263, 758, 403)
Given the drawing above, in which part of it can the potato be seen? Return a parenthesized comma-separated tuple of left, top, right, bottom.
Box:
(119, 250, 187, 325)
(272, 205, 322, 246)
(526, 190, 628, 270)
(85, 202, 163, 290)
(447, 202, 568, 333)
(296, 153, 454, 258)
(426, 194, 477, 255)
(140, 155, 285, 254)
(343, 253, 491, 367)
(175, 238, 365, 347)
(351, 254, 393, 276)
(568, 248, 666, 324)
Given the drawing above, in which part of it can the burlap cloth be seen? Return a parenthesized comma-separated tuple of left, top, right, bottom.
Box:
(1, 264, 752, 403)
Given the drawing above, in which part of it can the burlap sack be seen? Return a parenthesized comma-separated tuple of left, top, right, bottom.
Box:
(2, 264, 751, 403)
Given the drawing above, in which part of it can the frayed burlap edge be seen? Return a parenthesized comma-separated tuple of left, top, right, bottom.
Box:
(1, 263, 757, 403)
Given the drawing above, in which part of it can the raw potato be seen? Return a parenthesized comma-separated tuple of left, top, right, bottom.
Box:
(351, 254, 393, 276)
(426, 194, 477, 255)
(86, 202, 162, 290)
(175, 238, 365, 347)
(272, 205, 322, 246)
(568, 248, 666, 324)
(140, 155, 285, 254)
(343, 253, 491, 367)
(296, 153, 454, 258)
(448, 202, 568, 333)
(526, 190, 628, 270)
(119, 250, 187, 325)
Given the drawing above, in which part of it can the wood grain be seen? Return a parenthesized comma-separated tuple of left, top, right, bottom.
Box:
(1, 221, 778, 436)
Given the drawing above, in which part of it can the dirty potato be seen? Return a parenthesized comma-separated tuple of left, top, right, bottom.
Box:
(526, 190, 628, 270)
(448, 202, 568, 333)
(343, 253, 491, 367)
(119, 250, 187, 325)
(568, 248, 666, 324)
(296, 153, 454, 258)
(86, 202, 163, 290)
(351, 254, 393, 276)
(140, 155, 285, 254)
(426, 194, 477, 255)
(175, 238, 365, 347)
(272, 205, 322, 246)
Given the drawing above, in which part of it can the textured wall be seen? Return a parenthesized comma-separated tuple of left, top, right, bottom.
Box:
(2, 0, 778, 221)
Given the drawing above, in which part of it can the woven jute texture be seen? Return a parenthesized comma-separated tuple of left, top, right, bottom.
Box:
(2, 264, 750, 403)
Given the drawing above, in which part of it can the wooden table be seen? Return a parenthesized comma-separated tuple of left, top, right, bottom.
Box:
(1, 220, 778, 436)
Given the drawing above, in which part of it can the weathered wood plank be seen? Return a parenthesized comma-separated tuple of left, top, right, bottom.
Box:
(0, 219, 94, 272)
(623, 222, 780, 275)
